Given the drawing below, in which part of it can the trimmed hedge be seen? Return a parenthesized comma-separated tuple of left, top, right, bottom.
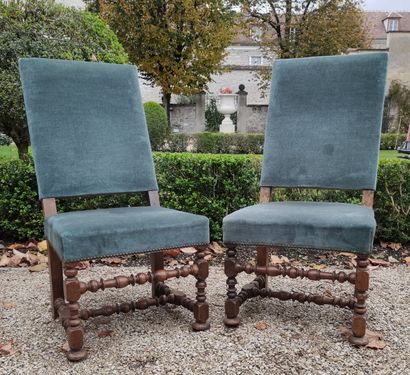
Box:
(0, 133, 12, 146)
(163, 132, 264, 154)
(144, 102, 169, 150)
(0, 154, 409, 243)
(162, 132, 405, 153)
(380, 133, 407, 150)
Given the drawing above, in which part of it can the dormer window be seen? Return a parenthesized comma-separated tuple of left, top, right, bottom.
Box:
(383, 13, 401, 32)
(387, 18, 399, 31)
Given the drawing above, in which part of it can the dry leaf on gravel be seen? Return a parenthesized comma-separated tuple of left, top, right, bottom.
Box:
(380, 241, 402, 251)
(1, 302, 16, 309)
(204, 254, 213, 261)
(61, 341, 70, 352)
(208, 241, 225, 254)
(8, 243, 25, 250)
(271, 255, 289, 264)
(0, 254, 10, 267)
(100, 258, 125, 266)
(290, 260, 301, 267)
(0, 341, 18, 356)
(404, 256, 410, 265)
(309, 263, 326, 270)
(98, 330, 113, 338)
(337, 326, 386, 350)
(255, 322, 268, 331)
(388, 256, 399, 263)
(164, 249, 181, 258)
(339, 252, 356, 258)
(369, 258, 390, 267)
(180, 247, 197, 255)
(37, 240, 48, 252)
(29, 263, 48, 272)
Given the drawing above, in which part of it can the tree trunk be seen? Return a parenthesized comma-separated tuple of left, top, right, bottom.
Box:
(16, 140, 30, 163)
(162, 92, 172, 129)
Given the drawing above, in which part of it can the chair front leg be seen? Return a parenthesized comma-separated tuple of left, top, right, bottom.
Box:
(349, 254, 369, 346)
(192, 246, 210, 331)
(224, 245, 240, 327)
(64, 264, 87, 361)
(48, 242, 64, 319)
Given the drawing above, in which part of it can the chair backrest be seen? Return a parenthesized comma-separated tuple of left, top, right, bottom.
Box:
(261, 53, 388, 191)
(19, 58, 158, 199)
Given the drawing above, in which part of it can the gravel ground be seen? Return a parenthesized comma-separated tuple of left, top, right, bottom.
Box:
(1, 264, 409, 375)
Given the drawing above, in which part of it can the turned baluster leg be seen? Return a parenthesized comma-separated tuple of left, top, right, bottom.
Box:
(48, 242, 64, 319)
(349, 254, 370, 346)
(64, 264, 87, 361)
(224, 245, 240, 327)
(256, 246, 269, 289)
(192, 247, 210, 331)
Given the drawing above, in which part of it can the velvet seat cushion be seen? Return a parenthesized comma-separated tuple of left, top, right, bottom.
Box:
(223, 202, 375, 254)
(45, 207, 209, 262)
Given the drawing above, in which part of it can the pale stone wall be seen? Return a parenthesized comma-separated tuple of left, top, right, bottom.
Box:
(386, 32, 410, 88)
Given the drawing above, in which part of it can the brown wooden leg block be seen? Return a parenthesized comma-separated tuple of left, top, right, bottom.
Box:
(192, 247, 210, 331)
(151, 252, 164, 298)
(224, 246, 240, 327)
(349, 254, 370, 346)
(256, 246, 269, 289)
(48, 243, 64, 319)
(64, 265, 87, 361)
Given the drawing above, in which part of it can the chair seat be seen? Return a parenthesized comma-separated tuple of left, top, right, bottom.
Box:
(223, 201, 376, 253)
(45, 206, 209, 262)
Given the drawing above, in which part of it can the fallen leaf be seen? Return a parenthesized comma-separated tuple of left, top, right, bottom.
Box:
(74, 261, 90, 270)
(37, 240, 48, 252)
(98, 330, 113, 338)
(290, 260, 301, 267)
(208, 241, 225, 254)
(323, 289, 333, 298)
(0, 254, 10, 267)
(26, 252, 39, 266)
(388, 256, 399, 263)
(26, 242, 38, 249)
(29, 263, 48, 272)
(37, 253, 48, 264)
(180, 247, 197, 255)
(309, 263, 326, 270)
(339, 252, 356, 258)
(271, 255, 289, 264)
(100, 258, 126, 266)
(337, 326, 386, 350)
(0, 341, 18, 356)
(164, 249, 180, 258)
(8, 243, 25, 250)
(380, 241, 402, 251)
(255, 322, 268, 331)
(61, 341, 70, 352)
(369, 258, 389, 267)
(366, 330, 386, 350)
(204, 254, 213, 261)
(404, 256, 410, 265)
(1, 302, 16, 309)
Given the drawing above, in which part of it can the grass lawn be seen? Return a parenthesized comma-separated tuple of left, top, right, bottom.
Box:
(0, 144, 406, 163)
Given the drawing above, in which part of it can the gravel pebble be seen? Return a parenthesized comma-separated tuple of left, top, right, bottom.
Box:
(0, 264, 409, 375)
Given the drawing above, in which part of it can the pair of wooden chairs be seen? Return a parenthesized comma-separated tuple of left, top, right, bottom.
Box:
(19, 53, 388, 361)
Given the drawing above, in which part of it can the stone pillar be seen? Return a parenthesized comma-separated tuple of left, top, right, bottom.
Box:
(195, 92, 206, 133)
(236, 84, 249, 133)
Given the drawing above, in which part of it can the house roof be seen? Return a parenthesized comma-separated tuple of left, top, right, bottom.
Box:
(365, 12, 410, 38)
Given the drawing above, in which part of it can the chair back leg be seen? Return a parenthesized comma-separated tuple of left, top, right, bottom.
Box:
(192, 246, 210, 331)
(224, 246, 240, 327)
(151, 252, 164, 297)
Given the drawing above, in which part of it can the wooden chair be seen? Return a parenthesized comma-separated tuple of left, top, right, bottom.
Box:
(19, 58, 210, 361)
(222, 53, 388, 345)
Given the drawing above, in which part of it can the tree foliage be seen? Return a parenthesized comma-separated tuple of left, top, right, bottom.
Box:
(241, 0, 369, 90)
(0, 0, 128, 160)
(388, 80, 410, 132)
(98, 0, 237, 123)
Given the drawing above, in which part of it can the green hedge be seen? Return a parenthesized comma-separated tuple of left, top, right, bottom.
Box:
(0, 154, 409, 243)
(163, 132, 264, 154)
(162, 132, 405, 153)
(380, 133, 406, 150)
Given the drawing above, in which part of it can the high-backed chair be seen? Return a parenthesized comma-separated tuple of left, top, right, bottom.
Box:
(222, 53, 388, 345)
(19, 58, 210, 361)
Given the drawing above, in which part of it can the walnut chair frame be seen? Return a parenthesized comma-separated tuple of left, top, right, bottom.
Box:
(44, 192, 210, 362)
(19, 58, 210, 362)
(222, 53, 389, 346)
(224, 188, 373, 346)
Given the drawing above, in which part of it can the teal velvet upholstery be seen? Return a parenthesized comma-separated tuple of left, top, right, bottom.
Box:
(45, 207, 209, 262)
(223, 202, 375, 254)
(261, 53, 388, 190)
(223, 54, 388, 254)
(19, 58, 158, 199)
(19, 58, 210, 262)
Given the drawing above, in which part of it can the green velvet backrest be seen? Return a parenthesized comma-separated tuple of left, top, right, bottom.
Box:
(19, 58, 158, 199)
(261, 53, 388, 191)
